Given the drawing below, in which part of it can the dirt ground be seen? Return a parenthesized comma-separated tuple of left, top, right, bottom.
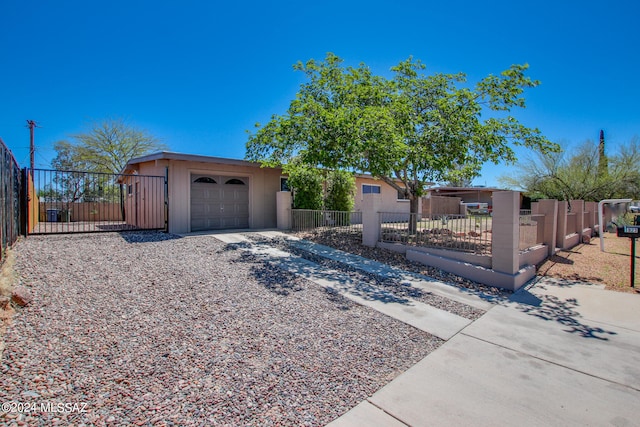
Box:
(536, 232, 640, 292)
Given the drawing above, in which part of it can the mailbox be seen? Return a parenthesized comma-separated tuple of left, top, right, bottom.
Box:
(617, 225, 640, 238)
(616, 225, 639, 289)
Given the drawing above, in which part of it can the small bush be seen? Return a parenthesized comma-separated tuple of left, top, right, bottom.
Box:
(325, 170, 355, 212)
(288, 167, 323, 210)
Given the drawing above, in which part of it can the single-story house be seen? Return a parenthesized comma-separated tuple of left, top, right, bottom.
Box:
(120, 152, 416, 234)
(353, 174, 418, 214)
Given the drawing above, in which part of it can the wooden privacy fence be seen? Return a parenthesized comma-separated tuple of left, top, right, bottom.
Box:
(38, 202, 124, 222)
(422, 195, 464, 215)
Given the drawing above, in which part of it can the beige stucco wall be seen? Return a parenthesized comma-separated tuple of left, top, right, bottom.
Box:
(133, 158, 282, 233)
(353, 176, 418, 213)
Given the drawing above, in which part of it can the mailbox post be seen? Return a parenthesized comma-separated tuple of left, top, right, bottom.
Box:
(617, 225, 640, 288)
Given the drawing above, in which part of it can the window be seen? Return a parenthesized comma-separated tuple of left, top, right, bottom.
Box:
(225, 178, 245, 185)
(362, 184, 381, 194)
(127, 184, 133, 195)
(194, 177, 217, 184)
(280, 177, 290, 191)
(397, 189, 410, 201)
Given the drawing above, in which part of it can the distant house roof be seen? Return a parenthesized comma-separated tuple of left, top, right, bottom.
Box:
(121, 151, 271, 174)
(427, 186, 506, 196)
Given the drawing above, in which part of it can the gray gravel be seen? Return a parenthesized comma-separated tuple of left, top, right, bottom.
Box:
(246, 234, 486, 321)
(292, 229, 512, 299)
(1, 232, 441, 426)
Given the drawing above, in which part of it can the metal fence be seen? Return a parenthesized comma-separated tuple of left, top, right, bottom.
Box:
(0, 138, 23, 258)
(379, 212, 493, 255)
(291, 209, 362, 233)
(30, 169, 166, 234)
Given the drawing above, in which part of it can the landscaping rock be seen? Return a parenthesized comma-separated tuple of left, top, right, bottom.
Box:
(0, 296, 9, 310)
(11, 286, 31, 307)
(0, 231, 441, 426)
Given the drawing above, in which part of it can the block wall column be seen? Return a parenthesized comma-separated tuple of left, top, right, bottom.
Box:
(276, 191, 292, 230)
(537, 199, 558, 256)
(571, 199, 585, 234)
(362, 193, 382, 247)
(556, 201, 569, 249)
(585, 201, 598, 231)
(491, 191, 520, 275)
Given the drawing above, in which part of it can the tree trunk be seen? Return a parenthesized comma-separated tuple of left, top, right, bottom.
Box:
(409, 196, 419, 234)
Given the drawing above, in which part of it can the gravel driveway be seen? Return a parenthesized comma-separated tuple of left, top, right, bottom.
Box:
(1, 232, 441, 426)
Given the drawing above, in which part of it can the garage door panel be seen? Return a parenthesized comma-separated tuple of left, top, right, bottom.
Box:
(191, 201, 218, 215)
(221, 189, 248, 201)
(192, 217, 222, 231)
(191, 207, 217, 218)
(220, 217, 248, 229)
(221, 202, 248, 214)
(190, 204, 208, 216)
(191, 175, 249, 231)
(191, 187, 221, 201)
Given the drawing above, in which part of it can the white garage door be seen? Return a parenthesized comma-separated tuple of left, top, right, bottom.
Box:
(190, 175, 249, 231)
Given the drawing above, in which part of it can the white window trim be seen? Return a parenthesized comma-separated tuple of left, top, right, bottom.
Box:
(362, 184, 381, 197)
(397, 188, 411, 202)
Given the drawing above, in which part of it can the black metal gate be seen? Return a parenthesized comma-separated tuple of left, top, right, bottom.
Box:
(29, 169, 167, 234)
(0, 138, 23, 255)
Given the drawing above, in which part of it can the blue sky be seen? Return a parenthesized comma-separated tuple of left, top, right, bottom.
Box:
(1, 0, 638, 187)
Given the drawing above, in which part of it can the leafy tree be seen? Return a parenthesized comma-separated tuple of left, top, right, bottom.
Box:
(48, 140, 94, 202)
(246, 53, 558, 231)
(37, 186, 63, 202)
(39, 169, 115, 203)
(443, 162, 477, 187)
(287, 166, 324, 210)
(500, 137, 640, 201)
(613, 136, 640, 199)
(324, 170, 356, 211)
(52, 118, 166, 175)
(46, 119, 165, 207)
(52, 140, 92, 171)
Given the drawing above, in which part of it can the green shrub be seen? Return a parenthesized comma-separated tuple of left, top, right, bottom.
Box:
(288, 167, 323, 210)
(325, 170, 355, 212)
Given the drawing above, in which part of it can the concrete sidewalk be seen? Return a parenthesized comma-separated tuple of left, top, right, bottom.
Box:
(329, 279, 640, 427)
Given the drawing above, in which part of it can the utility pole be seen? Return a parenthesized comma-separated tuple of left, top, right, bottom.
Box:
(26, 120, 38, 177)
